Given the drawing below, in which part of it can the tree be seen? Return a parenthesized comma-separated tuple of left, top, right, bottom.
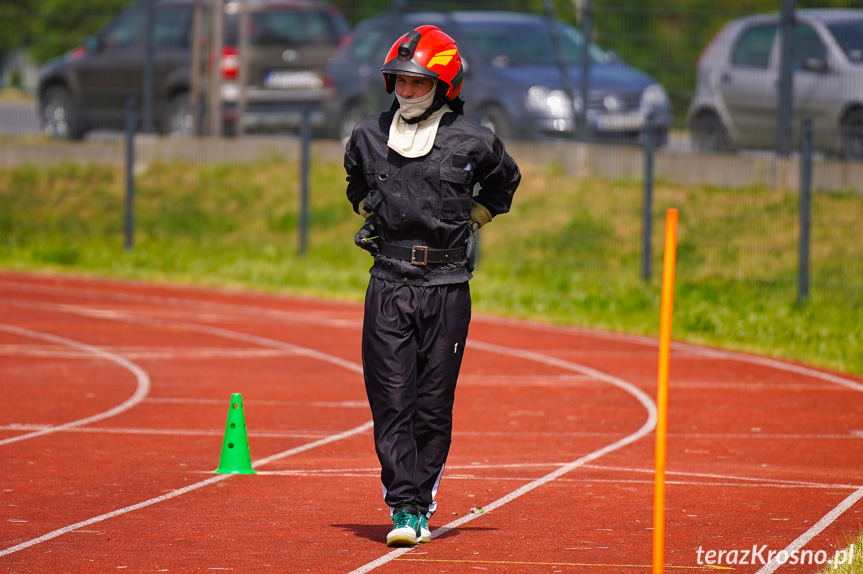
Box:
(0, 0, 37, 63)
(29, 0, 130, 64)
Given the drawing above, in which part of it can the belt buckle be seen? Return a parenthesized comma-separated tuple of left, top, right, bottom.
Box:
(411, 245, 428, 266)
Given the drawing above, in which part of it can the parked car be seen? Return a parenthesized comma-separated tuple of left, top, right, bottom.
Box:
(322, 11, 671, 144)
(37, 0, 348, 140)
(688, 9, 863, 159)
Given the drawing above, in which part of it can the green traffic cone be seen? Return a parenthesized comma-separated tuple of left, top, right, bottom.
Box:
(214, 393, 256, 474)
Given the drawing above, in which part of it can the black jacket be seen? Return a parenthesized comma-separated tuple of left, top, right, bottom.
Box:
(345, 110, 520, 286)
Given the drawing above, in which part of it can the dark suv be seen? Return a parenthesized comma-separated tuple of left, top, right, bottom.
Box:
(323, 11, 671, 144)
(37, 0, 348, 139)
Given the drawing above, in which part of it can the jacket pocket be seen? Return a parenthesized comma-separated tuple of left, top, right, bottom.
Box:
(364, 161, 389, 189)
(440, 166, 472, 185)
(439, 166, 473, 220)
(441, 197, 472, 220)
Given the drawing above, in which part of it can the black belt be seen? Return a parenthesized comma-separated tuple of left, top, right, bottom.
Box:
(378, 242, 466, 266)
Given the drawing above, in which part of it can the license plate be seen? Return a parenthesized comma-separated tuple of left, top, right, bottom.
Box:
(264, 71, 322, 89)
(594, 112, 645, 131)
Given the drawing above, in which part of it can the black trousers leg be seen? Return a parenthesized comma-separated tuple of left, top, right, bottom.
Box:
(362, 277, 470, 517)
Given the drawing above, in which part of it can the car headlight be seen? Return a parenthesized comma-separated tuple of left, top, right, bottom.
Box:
(640, 84, 668, 110)
(525, 86, 582, 118)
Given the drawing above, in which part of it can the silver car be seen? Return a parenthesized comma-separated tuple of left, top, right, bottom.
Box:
(688, 9, 863, 159)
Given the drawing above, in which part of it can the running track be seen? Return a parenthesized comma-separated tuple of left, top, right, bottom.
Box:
(1, 271, 862, 573)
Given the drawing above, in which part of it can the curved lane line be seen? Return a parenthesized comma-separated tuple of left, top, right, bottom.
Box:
(3, 298, 362, 375)
(0, 303, 368, 558)
(348, 340, 659, 574)
(9, 278, 863, 390)
(1, 299, 654, 567)
(0, 280, 357, 329)
(0, 324, 151, 447)
(0, 419, 374, 559)
(7, 284, 863, 571)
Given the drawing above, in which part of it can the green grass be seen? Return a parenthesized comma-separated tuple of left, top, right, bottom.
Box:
(817, 531, 863, 574)
(1, 157, 861, 375)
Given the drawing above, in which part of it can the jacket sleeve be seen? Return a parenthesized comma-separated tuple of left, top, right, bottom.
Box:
(344, 133, 369, 216)
(473, 135, 520, 218)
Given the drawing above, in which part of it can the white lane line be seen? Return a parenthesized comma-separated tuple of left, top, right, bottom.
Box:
(7, 282, 863, 570)
(0, 324, 151, 447)
(143, 397, 368, 407)
(1, 296, 655, 568)
(4, 423, 860, 444)
(256, 470, 860, 491)
(754, 487, 863, 574)
(484, 318, 863, 572)
(662, 347, 863, 573)
(347, 339, 658, 574)
(0, 279, 359, 328)
(1, 277, 860, 384)
(0, 303, 371, 558)
(2, 298, 362, 375)
(0, 420, 373, 558)
(0, 345, 291, 360)
(0, 344, 298, 359)
(8, 276, 859, 387)
(0, 424, 352, 439)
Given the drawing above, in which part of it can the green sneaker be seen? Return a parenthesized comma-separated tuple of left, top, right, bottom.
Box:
(386, 509, 419, 547)
(418, 514, 431, 543)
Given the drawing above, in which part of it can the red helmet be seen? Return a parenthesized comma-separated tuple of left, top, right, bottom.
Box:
(381, 25, 464, 100)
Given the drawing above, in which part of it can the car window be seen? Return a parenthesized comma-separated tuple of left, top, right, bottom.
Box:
(827, 19, 863, 62)
(792, 24, 826, 68)
(244, 9, 341, 46)
(99, 4, 147, 50)
(731, 23, 777, 68)
(462, 21, 604, 67)
(154, 6, 193, 49)
(349, 25, 388, 61)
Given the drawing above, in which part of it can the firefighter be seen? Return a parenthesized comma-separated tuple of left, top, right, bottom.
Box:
(344, 24, 520, 547)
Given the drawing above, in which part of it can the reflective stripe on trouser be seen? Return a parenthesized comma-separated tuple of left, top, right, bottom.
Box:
(362, 277, 471, 516)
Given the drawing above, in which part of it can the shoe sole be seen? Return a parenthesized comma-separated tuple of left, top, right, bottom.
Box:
(386, 532, 419, 547)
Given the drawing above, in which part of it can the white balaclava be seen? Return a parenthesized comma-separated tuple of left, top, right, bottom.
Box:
(388, 79, 452, 158)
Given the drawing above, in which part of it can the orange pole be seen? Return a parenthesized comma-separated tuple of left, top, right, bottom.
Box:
(653, 208, 678, 574)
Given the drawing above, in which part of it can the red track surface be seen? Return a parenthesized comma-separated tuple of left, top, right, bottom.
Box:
(1, 270, 862, 573)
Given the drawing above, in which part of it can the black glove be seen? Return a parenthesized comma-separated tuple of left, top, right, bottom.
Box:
(465, 223, 478, 272)
(354, 219, 379, 255)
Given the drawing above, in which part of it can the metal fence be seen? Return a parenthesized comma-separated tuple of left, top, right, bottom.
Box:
(1, 0, 862, 298)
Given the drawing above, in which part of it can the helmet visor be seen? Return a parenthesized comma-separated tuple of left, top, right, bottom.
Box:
(381, 58, 440, 80)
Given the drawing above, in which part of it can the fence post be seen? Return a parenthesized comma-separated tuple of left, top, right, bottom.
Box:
(798, 119, 812, 302)
(142, 0, 155, 133)
(642, 115, 655, 282)
(776, 0, 795, 157)
(298, 104, 311, 255)
(542, 0, 578, 141)
(578, 0, 592, 142)
(209, 0, 224, 137)
(124, 95, 137, 250)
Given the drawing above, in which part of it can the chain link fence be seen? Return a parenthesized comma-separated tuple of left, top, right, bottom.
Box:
(1, 0, 861, 299)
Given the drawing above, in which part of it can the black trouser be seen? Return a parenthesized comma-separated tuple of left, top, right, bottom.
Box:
(362, 277, 471, 518)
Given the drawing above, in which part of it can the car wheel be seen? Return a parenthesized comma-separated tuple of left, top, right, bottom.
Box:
(40, 85, 84, 140)
(691, 111, 728, 152)
(840, 108, 863, 160)
(165, 93, 194, 138)
(477, 105, 513, 139)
